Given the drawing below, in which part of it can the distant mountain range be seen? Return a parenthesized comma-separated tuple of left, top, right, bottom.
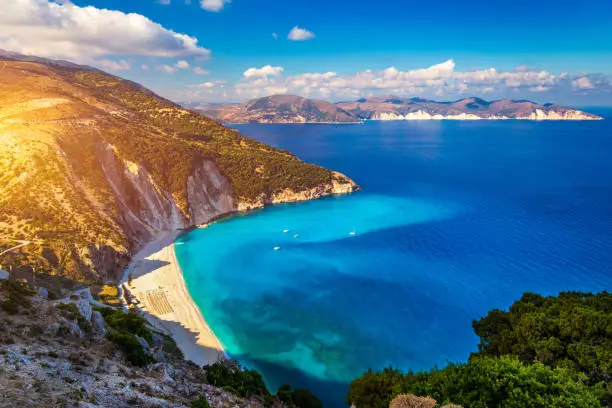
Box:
(199, 94, 360, 124)
(199, 95, 602, 123)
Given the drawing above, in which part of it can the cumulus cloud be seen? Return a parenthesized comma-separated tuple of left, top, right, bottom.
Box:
(0, 0, 210, 61)
(572, 77, 595, 90)
(227, 59, 611, 102)
(193, 67, 209, 75)
(200, 0, 230, 11)
(175, 60, 190, 69)
(95, 59, 131, 71)
(288, 26, 315, 41)
(141, 64, 150, 70)
(159, 64, 177, 74)
(243, 65, 284, 79)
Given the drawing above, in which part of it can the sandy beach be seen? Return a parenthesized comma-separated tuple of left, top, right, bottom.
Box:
(121, 230, 225, 366)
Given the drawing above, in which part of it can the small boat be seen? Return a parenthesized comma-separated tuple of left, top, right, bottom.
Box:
(349, 232, 356, 236)
(283, 229, 290, 233)
(294, 234, 299, 238)
(274, 246, 281, 251)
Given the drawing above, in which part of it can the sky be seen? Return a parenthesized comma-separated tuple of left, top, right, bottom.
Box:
(2, 0, 612, 105)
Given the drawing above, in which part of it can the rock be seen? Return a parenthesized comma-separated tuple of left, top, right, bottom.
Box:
(162, 368, 175, 385)
(91, 311, 106, 336)
(59, 317, 83, 339)
(36, 287, 48, 298)
(45, 322, 60, 336)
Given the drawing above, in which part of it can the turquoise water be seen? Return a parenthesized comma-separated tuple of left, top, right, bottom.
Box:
(176, 110, 612, 406)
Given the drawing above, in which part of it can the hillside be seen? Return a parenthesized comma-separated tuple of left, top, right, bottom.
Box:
(0, 57, 357, 284)
(200, 95, 361, 124)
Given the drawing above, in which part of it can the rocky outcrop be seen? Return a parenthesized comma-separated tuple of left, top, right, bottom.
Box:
(187, 160, 235, 226)
(236, 171, 358, 211)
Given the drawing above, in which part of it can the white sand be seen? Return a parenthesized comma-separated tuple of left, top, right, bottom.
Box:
(121, 230, 225, 366)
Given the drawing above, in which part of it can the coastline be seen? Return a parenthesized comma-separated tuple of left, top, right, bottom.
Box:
(120, 230, 226, 366)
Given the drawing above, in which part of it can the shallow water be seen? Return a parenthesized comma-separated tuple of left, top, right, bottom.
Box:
(176, 110, 612, 406)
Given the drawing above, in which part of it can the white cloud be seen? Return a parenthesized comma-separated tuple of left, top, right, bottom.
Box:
(175, 60, 190, 69)
(288, 26, 315, 41)
(228, 60, 610, 102)
(530, 85, 551, 92)
(0, 0, 210, 61)
(199, 82, 215, 88)
(141, 64, 150, 70)
(572, 77, 595, 90)
(193, 67, 209, 75)
(158, 0, 171, 4)
(243, 65, 284, 79)
(272, 33, 278, 39)
(159, 64, 177, 74)
(200, 0, 230, 11)
(96, 59, 131, 71)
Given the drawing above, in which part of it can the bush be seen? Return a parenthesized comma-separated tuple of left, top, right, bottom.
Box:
(205, 361, 269, 398)
(97, 308, 152, 343)
(190, 396, 211, 408)
(107, 330, 154, 367)
(291, 389, 323, 408)
(348, 291, 610, 408)
(389, 394, 436, 408)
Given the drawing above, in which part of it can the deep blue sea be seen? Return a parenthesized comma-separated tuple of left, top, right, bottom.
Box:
(176, 109, 612, 407)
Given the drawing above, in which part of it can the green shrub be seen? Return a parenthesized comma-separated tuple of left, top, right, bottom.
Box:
(291, 389, 323, 408)
(97, 308, 152, 343)
(205, 361, 269, 399)
(190, 396, 211, 408)
(348, 291, 610, 408)
(107, 330, 154, 367)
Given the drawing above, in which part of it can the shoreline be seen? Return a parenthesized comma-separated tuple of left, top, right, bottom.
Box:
(120, 230, 226, 366)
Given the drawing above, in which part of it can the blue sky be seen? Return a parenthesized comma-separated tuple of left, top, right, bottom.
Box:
(3, 0, 612, 104)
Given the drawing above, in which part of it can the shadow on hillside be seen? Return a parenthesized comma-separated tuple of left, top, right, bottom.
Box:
(129, 258, 171, 278)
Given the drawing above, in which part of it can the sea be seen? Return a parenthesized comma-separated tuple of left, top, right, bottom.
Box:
(175, 109, 612, 407)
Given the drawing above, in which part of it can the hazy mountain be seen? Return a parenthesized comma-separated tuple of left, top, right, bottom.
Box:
(336, 96, 602, 120)
(200, 94, 361, 124)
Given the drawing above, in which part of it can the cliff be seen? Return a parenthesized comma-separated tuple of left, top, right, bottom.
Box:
(0, 57, 357, 284)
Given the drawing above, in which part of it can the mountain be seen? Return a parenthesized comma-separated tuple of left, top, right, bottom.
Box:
(201, 95, 601, 123)
(0, 56, 357, 284)
(200, 94, 361, 124)
(337, 96, 602, 120)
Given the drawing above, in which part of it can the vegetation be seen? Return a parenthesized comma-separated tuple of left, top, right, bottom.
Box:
(389, 394, 436, 408)
(204, 361, 322, 408)
(347, 291, 610, 408)
(97, 285, 121, 307)
(472, 291, 610, 398)
(95, 307, 154, 366)
(190, 396, 211, 408)
(107, 330, 154, 367)
(96, 308, 152, 343)
(204, 361, 270, 399)
(0, 279, 33, 314)
(56, 302, 91, 332)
